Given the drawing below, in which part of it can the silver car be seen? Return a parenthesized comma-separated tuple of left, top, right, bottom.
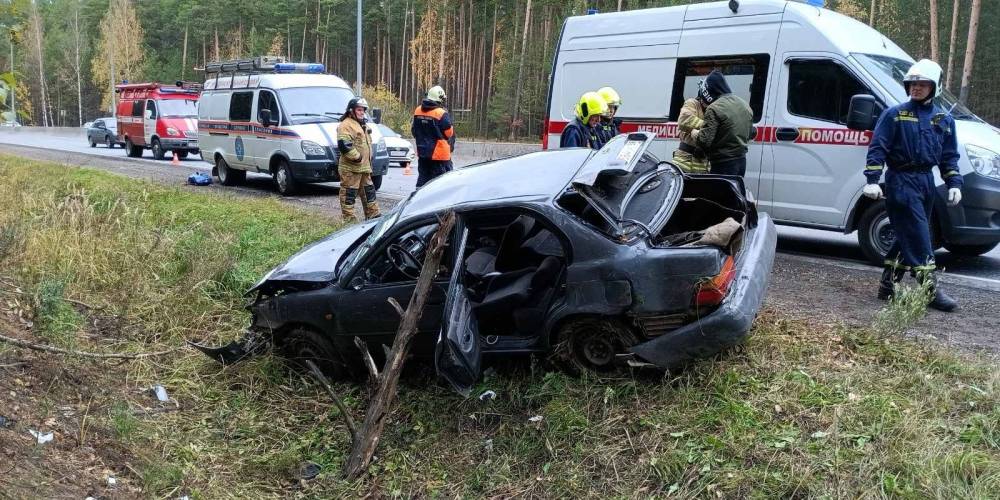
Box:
(86, 118, 122, 148)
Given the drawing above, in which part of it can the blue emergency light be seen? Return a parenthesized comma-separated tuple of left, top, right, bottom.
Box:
(273, 63, 325, 74)
(587, 8, 598, 15)
(804, 0, 824, 6)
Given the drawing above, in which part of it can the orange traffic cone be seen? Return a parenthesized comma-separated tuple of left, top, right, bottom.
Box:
(171, 152, 180, 166)
(403, 162, 413, 176)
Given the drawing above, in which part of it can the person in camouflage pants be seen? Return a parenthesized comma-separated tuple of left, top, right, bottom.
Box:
(672, 96, 709, 173)
(337, 97, 381, 223)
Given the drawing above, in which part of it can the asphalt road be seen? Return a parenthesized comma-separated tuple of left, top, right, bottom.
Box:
(2, 127, 999, 287)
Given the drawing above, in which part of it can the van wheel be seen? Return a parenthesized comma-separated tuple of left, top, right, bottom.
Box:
(274, 159, 297, 196)
(857, 202, 893, 265)
(945, 242, 999, 257)
(125, 139, 142, 158)
(552, 318, 640, 376)
(279, 328, 351, 380)
(371, 174, 382, 191)
(216, 156, 245, 186)
(151, 138, 165, 160)
(177, 151, 189, 159)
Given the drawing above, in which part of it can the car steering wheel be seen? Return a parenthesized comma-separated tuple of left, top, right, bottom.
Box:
(387, 243, 422, 280)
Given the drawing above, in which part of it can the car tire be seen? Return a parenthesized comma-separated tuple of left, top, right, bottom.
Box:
(857, 202, 893, 265)
(216, 156, 245, 186)
(151, 138, 165, 160)
(273, 159, 297, 196)
(552, 317, 640, 376)
(89, 138, 96, 148)
(177, 151, 189, 159)
(279, 328, 351, 379)
(945, 242, 999, 257)
(371, 174, 382, 191)
(125, 139, 142, 158)
(105, 135, 114, 148)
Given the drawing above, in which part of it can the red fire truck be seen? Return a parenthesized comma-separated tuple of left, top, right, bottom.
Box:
(115, 82, 201, 160)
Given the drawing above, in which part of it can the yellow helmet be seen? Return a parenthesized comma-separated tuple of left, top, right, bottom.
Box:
(576, 91, 608, 122)
(597, 86, 621, 108)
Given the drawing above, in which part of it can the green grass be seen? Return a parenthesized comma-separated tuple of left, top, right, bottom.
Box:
(0, 155, 998, 498)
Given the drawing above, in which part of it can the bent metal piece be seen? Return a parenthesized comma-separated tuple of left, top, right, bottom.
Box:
(188, 330, 271, 365)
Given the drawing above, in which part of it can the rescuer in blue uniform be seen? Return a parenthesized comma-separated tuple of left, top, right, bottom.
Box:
(863, 59, 963, 312)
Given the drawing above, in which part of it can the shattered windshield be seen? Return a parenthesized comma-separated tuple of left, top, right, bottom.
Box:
(853, 53, 980, 121)
(338, 207, 401, 276)
(279, 87, 354, 123)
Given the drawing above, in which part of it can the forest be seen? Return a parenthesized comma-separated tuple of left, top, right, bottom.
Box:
(0, 0, 996, 140)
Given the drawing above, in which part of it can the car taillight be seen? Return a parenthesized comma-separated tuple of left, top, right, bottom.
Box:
(541, 117, 550, 150)
(695, 256, 736, 307)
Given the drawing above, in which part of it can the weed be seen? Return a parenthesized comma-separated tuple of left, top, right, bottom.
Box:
(109, 401, 138, 440)
(873, 278, 932, 337)
(32, 277, 80, 347)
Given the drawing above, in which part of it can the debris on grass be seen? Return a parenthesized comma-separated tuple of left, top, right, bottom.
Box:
(151, 384, 169, 402)
(28, 429, 53, 444)
(479, 390, 497, 402)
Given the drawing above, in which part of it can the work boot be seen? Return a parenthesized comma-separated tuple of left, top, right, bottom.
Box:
(919, 271, 959, 312)
(877, 266, 904, 300)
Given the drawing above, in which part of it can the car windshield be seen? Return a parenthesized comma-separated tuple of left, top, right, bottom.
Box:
(338, 207, 401, 276)
(157, 99, 198, 118)
(279, 87, 354, 124)
(377, 124, 400, 137)
(853, 53, 980, 121)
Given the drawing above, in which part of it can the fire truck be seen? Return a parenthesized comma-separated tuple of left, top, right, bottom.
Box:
(115, 82, 201, 160)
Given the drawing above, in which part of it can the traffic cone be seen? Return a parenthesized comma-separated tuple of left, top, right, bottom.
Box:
(403, 162, 413, 176)
(171, 151, 180, 166)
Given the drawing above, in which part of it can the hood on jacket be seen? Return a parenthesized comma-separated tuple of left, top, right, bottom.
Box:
(698, 70, 733, 105)
(420, 99, 443, 112)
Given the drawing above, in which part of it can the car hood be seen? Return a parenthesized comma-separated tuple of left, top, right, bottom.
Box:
(955, 119, 1000, 155)
(384, 136, 412, 149)
(248, 219, 379, 293)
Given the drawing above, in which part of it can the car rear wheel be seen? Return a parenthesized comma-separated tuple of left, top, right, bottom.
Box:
(177, 151, 189, 159)
(280, 328, 350, 379)
(945, 242, 999, 257)
(151, 138, 165, 160)
(216, 156, 245, 186)
(552, 318, 640, 376)
(125, 139, 142, 158)
(105, 135, 114, 148)
(273, 159, 297, 196)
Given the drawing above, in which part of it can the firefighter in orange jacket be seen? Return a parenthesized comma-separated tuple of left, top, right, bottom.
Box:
(411, 85, 456, 188)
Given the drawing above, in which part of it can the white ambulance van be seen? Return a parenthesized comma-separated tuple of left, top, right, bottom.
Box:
(544, 0, 1000, 263)
(198, 57, 389, 196)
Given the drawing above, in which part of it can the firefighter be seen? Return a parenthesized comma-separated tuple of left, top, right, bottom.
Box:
(672, 87, 710, 173)
(411, 85, 456, 188)
(693, 70, 754, 176)
(863, 59, 962, 312)
(595, 86, 622, 148)
(560, 91, 607, 149)
(337, 97, 381, 223)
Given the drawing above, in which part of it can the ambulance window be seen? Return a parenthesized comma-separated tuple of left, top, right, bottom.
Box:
(145, 100, 157, 119)
(229, 91, 254, 122)
(787, 61, 870, 125)
(669, 54, 769, 123)
(257, 90, 279, 124)
(131, 100, 144, 117)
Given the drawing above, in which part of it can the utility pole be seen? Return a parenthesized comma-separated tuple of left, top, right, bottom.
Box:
(8, 28, 14, 124)
(356, 0, 362, 95)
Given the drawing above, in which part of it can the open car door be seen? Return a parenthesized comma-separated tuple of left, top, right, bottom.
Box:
(434, 218, 481, 396)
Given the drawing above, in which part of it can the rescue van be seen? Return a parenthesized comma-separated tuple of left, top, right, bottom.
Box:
(197, 56, 390, 196)
(544, 0, 1000, 263)
(115, 82, 201, 160)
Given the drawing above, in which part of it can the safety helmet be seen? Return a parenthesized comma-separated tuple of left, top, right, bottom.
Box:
(903, 59, 943, 99)
(597, 86, 622, 109)
(575, 91, 609, 122)
(426, 85, 447, 103)
(347, 97, 369, 111)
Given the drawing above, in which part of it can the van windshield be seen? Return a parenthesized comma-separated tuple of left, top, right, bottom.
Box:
(279, 87, 354, 123)
(157, 99, 198, 118)
(853, 53, 980, 121)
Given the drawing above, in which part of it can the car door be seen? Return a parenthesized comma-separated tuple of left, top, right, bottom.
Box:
(89, 119, 103, 143)
(435, 218, 481, 396)
(249, 89, 281, 169)
(144, 99, 157, 145)
(767, 56, 881, 227)
(226, 91, 255, 169)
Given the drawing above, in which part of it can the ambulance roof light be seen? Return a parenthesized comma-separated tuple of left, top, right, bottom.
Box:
(273, 63, 325, 74)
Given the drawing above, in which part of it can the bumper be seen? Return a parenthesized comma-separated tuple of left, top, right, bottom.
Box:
(372, 153, 390, 176)
(289, 159, 339, 183)
(938, 174, 1000, 245)
(629, 214, 778, 369)
(159, 137, 199, 151)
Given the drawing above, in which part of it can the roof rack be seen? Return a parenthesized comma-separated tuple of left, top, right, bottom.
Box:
(203, 56, 326, 89)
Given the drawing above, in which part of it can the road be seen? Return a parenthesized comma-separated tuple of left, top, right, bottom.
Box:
(2, 127, 999, 285)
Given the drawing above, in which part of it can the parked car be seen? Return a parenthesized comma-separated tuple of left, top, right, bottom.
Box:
(83, 121, 93, 129)
(544, 0, 1000, 262)
(86, 118, 122, 148)
(378, 124, 416, 169)
(193, 133, 777, 394)
(116, 82, 201, 160)
(0, 121, 21, 127)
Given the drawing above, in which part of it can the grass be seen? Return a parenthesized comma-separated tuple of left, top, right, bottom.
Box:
(0, 154, 998, 498)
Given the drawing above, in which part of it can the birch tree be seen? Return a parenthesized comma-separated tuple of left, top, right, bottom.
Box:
(23, 5, 50, 126)
(92, 0, 145, 113)
(929, 0, 939, 61)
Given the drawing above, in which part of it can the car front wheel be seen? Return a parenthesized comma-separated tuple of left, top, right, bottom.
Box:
(273, 160, 297, 196)
(151, 138, 165, 160)
(552, 318, 640, 376)
(280, 328, 351, 379)
(105, 135, 114, 148)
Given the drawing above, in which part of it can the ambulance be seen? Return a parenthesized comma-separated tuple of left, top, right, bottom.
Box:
(544, 0, 1000, 263)
(115, 82, 201, 160)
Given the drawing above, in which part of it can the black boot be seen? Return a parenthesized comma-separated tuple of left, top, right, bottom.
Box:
(877, 266, 904, 300)
(920, 271, 959, 312)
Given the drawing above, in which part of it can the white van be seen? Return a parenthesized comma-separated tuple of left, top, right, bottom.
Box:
(544, 0, 1000, 263)
(199, 58, 389, 196)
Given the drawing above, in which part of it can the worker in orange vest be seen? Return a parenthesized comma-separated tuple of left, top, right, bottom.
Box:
(411, 85, 456, 188)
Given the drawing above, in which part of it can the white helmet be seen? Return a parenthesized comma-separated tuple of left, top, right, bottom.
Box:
(904, 59, 943, 99)
(426, 85, 447, 103)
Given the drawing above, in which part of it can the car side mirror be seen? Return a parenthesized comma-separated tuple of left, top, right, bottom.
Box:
(260, 108, 272, 127)
(847, 94, 880, 131)
(349, 275, 364, 291)
(371, 108, 383, 124)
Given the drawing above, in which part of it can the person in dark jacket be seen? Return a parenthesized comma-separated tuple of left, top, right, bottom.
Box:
(411, 85, 456, 188)
(594, 86, 622, 149)
(560, 91, 607, 149)
(693, 70, 754, 176)
(863, 59, 963, 312)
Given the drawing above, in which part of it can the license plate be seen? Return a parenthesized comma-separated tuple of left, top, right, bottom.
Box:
(390, 151, 406, 157)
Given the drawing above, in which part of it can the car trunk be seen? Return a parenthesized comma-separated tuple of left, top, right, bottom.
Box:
(652, 175, 752, 254)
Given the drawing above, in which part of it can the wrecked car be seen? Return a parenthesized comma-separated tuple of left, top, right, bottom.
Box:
(195, 133, 777, 394)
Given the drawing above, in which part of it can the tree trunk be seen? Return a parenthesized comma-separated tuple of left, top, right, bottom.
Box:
(74, 8, 83, 126)
(437, 12, 446, 83)
(959, 0, 981, 104)
(929, 0, 939, 61)
(301, 9, 308, 62)
(399, 4, 408, 101)
(181, 25, 189, 80)
(944, 0, 960, 90)
(32, 11, 49, 127)
(316, 0, 322, 62)
(486, 3, 498, 133)
(214, 29, 220, 60)
(509, 0, 532, 141)
(869, 0, 877, 26)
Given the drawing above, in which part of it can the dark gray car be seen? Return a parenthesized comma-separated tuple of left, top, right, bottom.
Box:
(195, 133, 778, 395)
(86, 118, 122, 148)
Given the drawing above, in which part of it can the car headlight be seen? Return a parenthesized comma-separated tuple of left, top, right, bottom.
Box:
(301, 140, 326, 156)
(376, 140, 387, 152)
(966, 144, 1000, 180)
(166, 127, 180, 136)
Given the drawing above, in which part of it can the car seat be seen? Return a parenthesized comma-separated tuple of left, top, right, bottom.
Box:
(472, 256, 561, 331)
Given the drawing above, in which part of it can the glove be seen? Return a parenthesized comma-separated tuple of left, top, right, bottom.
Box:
(862, 184, 882, 200)
(947, 188, 962, 206)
